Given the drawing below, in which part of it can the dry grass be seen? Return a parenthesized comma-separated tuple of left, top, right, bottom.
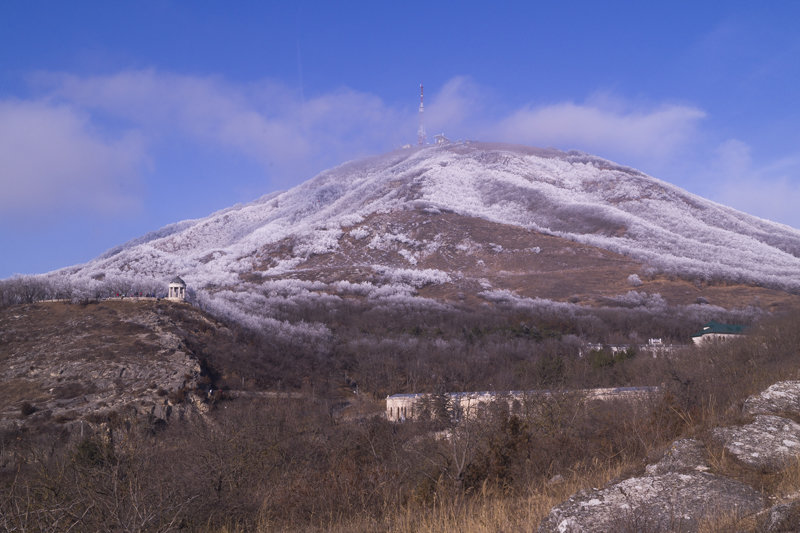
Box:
(5, 298, 800, 531)
(697, 511, 759, 533)
(207, 462, 633, 533)
(771, 457, 800, 499)
(384, 467, 626, 533)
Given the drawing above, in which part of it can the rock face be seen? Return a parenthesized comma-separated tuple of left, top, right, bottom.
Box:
(744, 381, 800, 417)
(0, 300, 219, 431)
(538, 471, 764, 533)
(644, 438, 709, 475)
(762, 500, 800, 532)
(713, 415, 800, 471)
(540, 381, 800, 532)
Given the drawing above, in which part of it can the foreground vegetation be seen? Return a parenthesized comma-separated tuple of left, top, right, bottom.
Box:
(2, 289, 800, 531)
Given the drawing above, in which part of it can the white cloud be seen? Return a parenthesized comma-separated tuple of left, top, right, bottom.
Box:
(40, 70, 408, 181)
(491, 99, 706, 160)
(706, 139, 800, 229)
(28, 71, 713, 187)
(4, 72, 737, 227)
(0, 99, 145, 216)
(426, 76, 484, 134)
(401, 76, 708, 166)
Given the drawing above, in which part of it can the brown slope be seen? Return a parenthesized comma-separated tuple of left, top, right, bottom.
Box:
(0, 300, 221, 429)
(248, 208, 799, 311)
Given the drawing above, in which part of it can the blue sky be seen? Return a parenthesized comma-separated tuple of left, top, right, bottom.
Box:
(2, 1, 800, 278)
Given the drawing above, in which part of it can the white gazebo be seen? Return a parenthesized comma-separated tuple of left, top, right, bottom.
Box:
(167, 276, 187, 301)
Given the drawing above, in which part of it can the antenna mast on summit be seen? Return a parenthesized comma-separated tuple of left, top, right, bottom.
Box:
(417, 83, 426, 146)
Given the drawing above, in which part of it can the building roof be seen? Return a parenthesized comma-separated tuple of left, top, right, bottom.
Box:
(691, 320, 745, 338)
(169, 276, 186, 286)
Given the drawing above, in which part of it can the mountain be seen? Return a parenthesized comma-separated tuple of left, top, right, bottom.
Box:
(52, 141, 800, 327)
(8, 142, 800, 533)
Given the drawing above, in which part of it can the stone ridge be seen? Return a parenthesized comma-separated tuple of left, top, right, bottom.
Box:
(713, 415, 800, 471)
(539, 381, 800, 532)
(0, 300, 215, 433)
(745, 381, 800, 416)
(538, 471, 763, 533)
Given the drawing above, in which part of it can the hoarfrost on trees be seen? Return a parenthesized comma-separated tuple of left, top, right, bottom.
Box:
(374, 267, 451, 288)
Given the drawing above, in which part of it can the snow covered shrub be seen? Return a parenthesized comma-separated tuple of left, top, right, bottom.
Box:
(612, 291, 667, 310)
(375, 267, 451, 288)
(292, 228, 343, 257)
(627, 274, 643, 287)
(349, 227, 370, 240)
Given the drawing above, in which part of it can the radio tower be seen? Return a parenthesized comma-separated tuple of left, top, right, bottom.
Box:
(417, 83, 427, 146)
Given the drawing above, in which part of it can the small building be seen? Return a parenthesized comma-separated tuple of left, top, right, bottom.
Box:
(580, 343, 632, 357)
(386, 387, 660, 422)
(691, 321, 745, 345)
(639, 337, 682, 357)
(167, 276, 187, 301)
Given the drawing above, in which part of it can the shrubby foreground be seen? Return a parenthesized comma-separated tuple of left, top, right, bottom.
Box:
(2, 293, 800, 530)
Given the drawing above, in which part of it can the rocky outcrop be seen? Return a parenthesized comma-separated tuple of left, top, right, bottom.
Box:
(762, 500, 800, 532)
(539, 438, 763, 532)
(713, 415, 800, 471)
(538, 471, 764, 533)
(0, 300, 214, 431)
(540, 381, 800, 532)
(644, 438, 709, 475)
(744, 381, 800, 417)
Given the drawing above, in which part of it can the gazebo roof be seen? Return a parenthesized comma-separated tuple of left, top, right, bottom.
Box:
(169, 276, 186, 286)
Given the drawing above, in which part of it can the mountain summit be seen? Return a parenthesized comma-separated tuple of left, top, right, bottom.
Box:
(56, 142, 800, 322)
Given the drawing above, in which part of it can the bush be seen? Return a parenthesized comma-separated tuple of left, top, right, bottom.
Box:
(19, 402, 36, 417)
(74, 436, 111, 467)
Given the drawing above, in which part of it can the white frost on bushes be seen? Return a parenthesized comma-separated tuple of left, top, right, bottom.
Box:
(261, 257, 304, 276)
(194, 290, 332, 343)
(349, 227, 370, 240)
(611, 291, 667, 310)
(627, 273, 643, 287)
(292, 227, 342, 257)
(456, 239, 480, 253)
(367, 231, 417, 251)
(478, 289, 579, 314)
(331, 280, 376, 296)
(398, 249, 418, 265)
(374, 267, 451, 288)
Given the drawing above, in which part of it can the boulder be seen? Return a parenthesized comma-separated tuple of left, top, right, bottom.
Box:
(760, 500, 800, 532)
(645, 438, 709, 475)
(713, 414, 800, 471)
(744, 381, 800, 417)
(538, 471, 764, 532)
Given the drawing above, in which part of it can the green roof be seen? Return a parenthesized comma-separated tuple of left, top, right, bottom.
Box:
(691, 320, 745, 338)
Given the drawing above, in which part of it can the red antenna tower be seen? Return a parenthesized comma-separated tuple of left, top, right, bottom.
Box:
(417, 83, 426, 146)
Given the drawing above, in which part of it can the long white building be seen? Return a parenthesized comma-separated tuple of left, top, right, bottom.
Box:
(386, 386, 660, 422)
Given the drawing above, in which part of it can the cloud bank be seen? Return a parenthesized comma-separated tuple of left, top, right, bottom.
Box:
(43, 70, 409, 179)
(0, 99, 145, 216)
(706, 139, 800, 228)
(4, 70, 796, 230)
(492, 100, 706, 159)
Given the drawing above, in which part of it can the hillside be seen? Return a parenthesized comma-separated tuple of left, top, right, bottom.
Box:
(66, 142, 800, 284)
(0, 299, 227, 432)
(36, 141, 799, 335)
(5, 143, 800, 532)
